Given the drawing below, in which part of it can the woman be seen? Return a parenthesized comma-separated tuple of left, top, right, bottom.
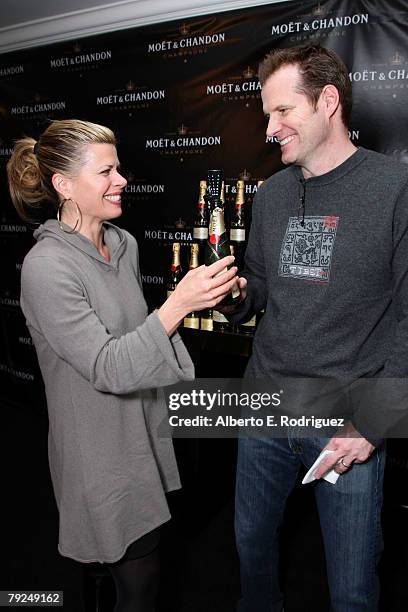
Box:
(7, 119, 237, 611)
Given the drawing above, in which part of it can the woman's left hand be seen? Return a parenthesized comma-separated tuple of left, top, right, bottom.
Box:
(157, 255, 238, 335)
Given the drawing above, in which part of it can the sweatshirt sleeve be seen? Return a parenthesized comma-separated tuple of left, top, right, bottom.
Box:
(353, 179, 408, 440)
(227, 188, 268, 324)
(21, 255, 194, 395)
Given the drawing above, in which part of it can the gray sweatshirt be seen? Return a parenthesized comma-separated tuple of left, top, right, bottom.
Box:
(230, 148, 408, 437)
(21, 220, 194, 563)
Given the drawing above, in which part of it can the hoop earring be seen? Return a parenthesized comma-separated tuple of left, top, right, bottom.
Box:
(57, 199, 82, 234)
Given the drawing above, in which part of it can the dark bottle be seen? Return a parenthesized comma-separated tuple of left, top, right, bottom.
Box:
(205, 170, 238, 332)
(206, 207, 240, 301)
(166, 242, 182, 299)
(230, 179, 246, 272)
(184, 243, 200, 329)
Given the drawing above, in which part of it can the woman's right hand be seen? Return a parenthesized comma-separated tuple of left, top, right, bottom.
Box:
(157, 255, 238, 335)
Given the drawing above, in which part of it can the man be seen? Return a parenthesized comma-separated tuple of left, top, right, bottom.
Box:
(223, 44, 408, 611)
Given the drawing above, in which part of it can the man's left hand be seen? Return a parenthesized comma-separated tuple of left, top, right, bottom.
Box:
(313, 421, 375, 479)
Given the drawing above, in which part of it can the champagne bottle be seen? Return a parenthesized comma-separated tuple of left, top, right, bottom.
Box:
(184, 243, 200, 329)
(167, 242, 182, 299)
(206, 207, 240, 300)
(230, 179, 246, 272)
(205, 170, 237, 332)
(200, 176, 218, 332)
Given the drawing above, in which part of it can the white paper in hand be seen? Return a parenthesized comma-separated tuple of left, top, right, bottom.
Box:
(302, 449, 340, 485)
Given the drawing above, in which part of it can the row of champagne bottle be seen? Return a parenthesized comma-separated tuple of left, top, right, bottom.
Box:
(193, 173, 264, 270)
(166, 240, 264, 334)
(166, 170, 264, 334)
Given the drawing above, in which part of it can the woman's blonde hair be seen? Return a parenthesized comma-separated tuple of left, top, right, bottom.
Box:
(7, 119, 116, 223)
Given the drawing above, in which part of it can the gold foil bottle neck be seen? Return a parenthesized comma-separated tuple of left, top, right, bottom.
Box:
(235, 180, 245, 206)
(171, 242, 181, 267)
(190, 243, 199, 269)
(199, 180, 207, 203)
(209, 207, 226, 235)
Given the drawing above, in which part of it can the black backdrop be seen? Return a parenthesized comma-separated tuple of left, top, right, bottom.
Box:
(2, 0, 408, 406)
(1, 0, 408, 607)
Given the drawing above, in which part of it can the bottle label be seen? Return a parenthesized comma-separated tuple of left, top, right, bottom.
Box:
(230, 228, 246, 241)
(208, 208, 226, 237)
(207, 224, 230, 264)
(241, 315, 256, 327)
(214, 266, 228, 279)
(231, 281, 240, 300)
(184, 315, 200, 329)
(212, 310, 229, 323)
(193, 227, 208, 240)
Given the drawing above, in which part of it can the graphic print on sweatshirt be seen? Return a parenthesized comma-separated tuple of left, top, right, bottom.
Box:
(279, 216, 339, 282)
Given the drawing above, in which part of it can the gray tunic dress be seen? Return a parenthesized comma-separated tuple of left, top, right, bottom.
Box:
(20, 220, 194, 563)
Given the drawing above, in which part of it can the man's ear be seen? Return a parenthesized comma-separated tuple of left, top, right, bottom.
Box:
(320, 84, 340, 119)
(51, 173, 71, 200)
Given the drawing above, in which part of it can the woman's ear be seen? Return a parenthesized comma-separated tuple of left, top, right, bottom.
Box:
(52, 173, 71, 200)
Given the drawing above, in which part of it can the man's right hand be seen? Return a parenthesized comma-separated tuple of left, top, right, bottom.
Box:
(215, 276, 247, 313)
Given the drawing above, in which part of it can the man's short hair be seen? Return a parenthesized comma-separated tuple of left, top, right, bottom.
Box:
(258, 44, 352, 128)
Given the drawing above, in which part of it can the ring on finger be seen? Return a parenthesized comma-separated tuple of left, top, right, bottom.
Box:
(340, 458, 351, 469)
